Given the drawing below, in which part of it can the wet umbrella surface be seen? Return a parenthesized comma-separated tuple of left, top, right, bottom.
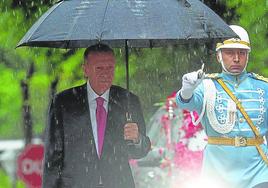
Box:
(17, 0, 237, 90)
(18, 0, 236, 49)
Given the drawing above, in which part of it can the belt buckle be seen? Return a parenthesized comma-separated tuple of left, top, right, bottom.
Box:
(235, 136, 247, 147)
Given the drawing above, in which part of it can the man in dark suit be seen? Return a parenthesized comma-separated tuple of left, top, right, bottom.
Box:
(42, 44, 151, 188)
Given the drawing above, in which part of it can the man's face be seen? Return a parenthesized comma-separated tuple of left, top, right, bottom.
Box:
(217, 48, 249, 74)
(83, 52, 115, 95)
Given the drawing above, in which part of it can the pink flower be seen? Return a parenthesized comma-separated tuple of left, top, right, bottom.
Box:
(128, 159, 138, 167)
(173, 142, 203, 173)
(157, 93, 206, 183)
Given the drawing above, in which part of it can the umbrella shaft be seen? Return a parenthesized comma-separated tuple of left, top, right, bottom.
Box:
(125, 40, 129, 90)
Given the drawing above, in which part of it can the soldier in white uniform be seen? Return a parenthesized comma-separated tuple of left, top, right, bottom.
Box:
(176, 25, 268, 188)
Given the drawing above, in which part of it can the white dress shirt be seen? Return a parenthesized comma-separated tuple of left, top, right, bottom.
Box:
(86, 81, 110, 156)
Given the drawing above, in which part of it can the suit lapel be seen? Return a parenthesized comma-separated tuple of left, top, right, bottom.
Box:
(101, 86, 125, 158)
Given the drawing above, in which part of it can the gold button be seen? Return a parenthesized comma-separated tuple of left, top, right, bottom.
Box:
(239, 118, 244, 123)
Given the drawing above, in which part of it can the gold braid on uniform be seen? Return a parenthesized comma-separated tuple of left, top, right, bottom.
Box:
(205, 73, 220, 79)
(251, 73, 268, 83)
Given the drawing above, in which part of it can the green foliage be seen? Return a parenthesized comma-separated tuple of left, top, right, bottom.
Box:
(0, 64, 22, 138)
(0, 0, 267, 186)
(0, 169, 25, 188)
(226, 0, 268, 75)
(0, 169, 12, 188)
(0, 0, 267, 140)
(129, 45, 215, 119)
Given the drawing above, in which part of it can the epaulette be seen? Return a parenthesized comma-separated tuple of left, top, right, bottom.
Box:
(205, 73, 220, 79)
(250, 73, 268, 83)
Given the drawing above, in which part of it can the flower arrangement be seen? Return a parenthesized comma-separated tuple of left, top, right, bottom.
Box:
(130, 92, 207, 188)
(161, 93, 205, 180)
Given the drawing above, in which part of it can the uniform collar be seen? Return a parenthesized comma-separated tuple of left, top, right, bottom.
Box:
(219, 71, 248, 84)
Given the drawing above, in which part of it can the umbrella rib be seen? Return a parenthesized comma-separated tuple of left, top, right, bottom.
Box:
(25, 1, 64, 43)
(98, 0, 111, 41)
(18, 0, 237, 48)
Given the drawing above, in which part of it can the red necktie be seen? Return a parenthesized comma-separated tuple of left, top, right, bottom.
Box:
(96, 97, 107, 158)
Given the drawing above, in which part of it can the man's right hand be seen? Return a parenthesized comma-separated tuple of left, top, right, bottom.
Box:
(179, 70, 204, 100)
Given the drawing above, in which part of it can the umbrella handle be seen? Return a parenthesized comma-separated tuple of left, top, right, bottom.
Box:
(126, 112, 132, 122)
(125, 112, 135, 145)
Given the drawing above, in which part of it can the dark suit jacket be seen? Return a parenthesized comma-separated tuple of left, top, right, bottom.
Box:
(42, 84, 151, 188)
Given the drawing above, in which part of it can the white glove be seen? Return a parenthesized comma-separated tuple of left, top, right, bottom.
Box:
(179, 70, 204, 100)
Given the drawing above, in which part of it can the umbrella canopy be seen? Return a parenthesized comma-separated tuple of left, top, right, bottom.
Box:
(17, 0, 236, 49)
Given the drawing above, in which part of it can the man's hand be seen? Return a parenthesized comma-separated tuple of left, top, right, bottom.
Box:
(124, 123, 140, 144)
(179, 68, 205, 100)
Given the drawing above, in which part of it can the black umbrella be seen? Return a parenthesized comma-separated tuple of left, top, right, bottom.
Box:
(17, 0, 236, 89)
